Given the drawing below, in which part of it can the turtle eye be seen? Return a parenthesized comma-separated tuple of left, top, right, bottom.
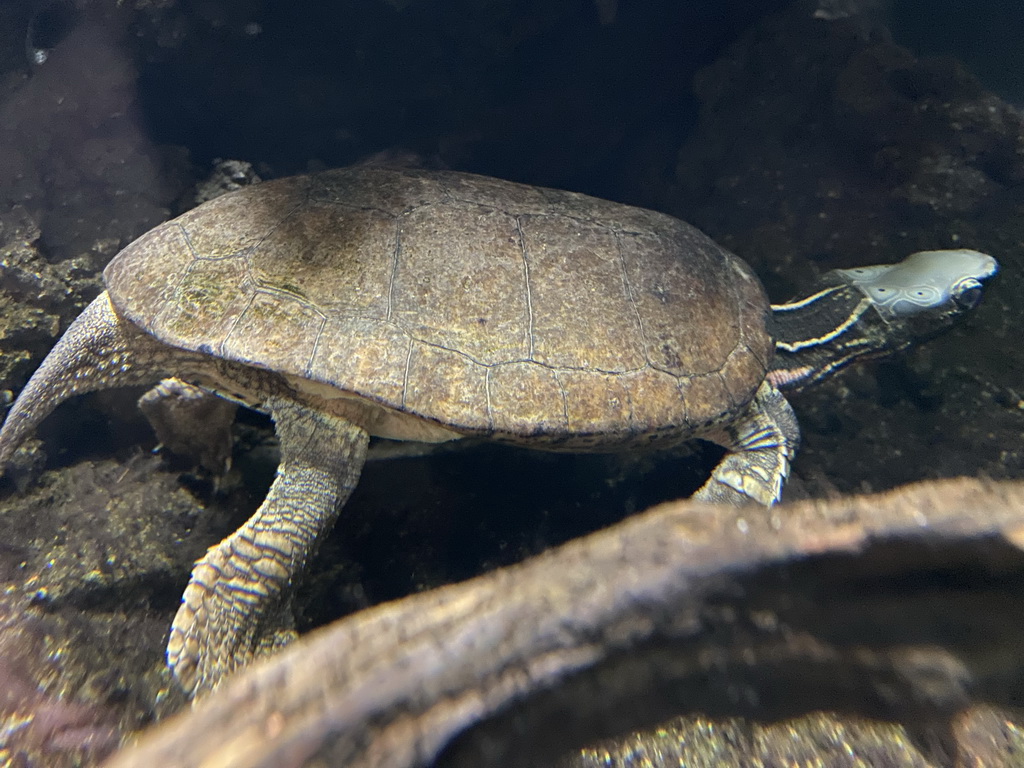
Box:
(951, 279, 983, 310)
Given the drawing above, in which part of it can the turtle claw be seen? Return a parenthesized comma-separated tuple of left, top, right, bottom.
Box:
(166, 531, 291, 696)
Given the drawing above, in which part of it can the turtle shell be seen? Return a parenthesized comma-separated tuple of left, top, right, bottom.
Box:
(104, 167, 772, 445)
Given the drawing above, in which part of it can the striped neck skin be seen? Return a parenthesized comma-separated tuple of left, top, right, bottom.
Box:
(767, 280, 895, 393)
(766, 249, 998, 393)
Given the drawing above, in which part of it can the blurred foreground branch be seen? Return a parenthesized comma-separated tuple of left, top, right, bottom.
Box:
(106, 478, 1024, 768)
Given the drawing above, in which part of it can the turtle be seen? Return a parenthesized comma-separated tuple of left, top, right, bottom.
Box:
(0, 166, 997, 696)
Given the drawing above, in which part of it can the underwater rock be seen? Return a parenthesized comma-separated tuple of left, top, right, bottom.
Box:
(0, 21, 190, 403)
(0, 455, 211, 767)
(566, 706, 1024, 768)
(668, 2, 1024, 506)
(0, 600, 121, 767)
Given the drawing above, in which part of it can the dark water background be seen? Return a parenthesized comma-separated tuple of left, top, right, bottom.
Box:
(0, 0, 1022, 765)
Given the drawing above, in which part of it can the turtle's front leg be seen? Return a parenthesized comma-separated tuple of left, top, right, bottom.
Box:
(694, 381, 800, 506)
(166, 397, 369, 697)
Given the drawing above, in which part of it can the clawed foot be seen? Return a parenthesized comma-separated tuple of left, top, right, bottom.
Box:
(166, 530, 297, 697)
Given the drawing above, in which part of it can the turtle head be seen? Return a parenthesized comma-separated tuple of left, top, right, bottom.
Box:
(768, 249, 998, 392)
(833, 248, 997, 323)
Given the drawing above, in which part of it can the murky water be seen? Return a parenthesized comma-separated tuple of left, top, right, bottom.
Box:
(0, 1, 1021, 765)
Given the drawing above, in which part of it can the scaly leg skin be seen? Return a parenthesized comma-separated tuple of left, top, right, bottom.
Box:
(166, 396, 370, 697)
(694, 381, 800, 506)
(0, 292, 180, 468)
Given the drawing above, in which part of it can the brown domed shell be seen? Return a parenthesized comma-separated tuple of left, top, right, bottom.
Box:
(104, 167, 772, 444)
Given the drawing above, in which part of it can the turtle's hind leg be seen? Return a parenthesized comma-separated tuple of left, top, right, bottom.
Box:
(0, 292, 177, 470)
(166, 397, 370, 697)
